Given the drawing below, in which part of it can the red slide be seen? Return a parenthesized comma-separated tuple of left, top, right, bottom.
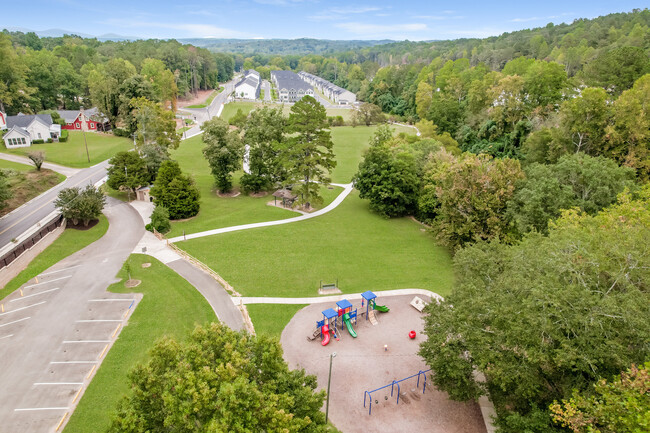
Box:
(321, 324, 330, 346)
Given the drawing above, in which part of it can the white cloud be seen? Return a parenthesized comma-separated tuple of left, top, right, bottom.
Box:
(102, 19, 250, 38)
(335, 22, 427, 36)
(309, 5, 383, 21)
(510, 17, 542, 22)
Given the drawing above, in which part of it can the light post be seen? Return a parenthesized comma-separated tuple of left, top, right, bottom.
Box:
(325, 352, 336, 423)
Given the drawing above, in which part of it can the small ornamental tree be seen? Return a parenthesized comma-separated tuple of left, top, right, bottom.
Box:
(28, 151, 45, 171)
(54, 185, 105, 226)
(107, 323, 328, 433)
(150, 160, 200, 220)
(353, 102, 385, 126)
(148, 205, 171, 234)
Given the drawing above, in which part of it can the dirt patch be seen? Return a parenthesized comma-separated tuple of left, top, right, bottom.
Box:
(177, 89, 214, 108)
(124, 279, 141, 288)
(66, 219, 100, 231)
(141, 263, 152, 268)
(280, 295, 487, 433)
(217, 190, 241, 198)
(249, 191, 268, 198)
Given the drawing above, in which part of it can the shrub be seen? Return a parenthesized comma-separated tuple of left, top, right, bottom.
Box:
(46, 138, 53, 143)
(113, 127, 130, 137)
(32, 139, 45, 144)
(59, 130, 69, 142)
(149, 205, 171, 234)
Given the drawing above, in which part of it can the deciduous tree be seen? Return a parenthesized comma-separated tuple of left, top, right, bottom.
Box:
(107, 323, 327, 433)
(202, 117, 243, 193)
(107, 151, 149, 196)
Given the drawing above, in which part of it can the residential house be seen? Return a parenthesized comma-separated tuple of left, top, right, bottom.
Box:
(271, 70, 314, 102)
(298, 71, 357, 105)
(57, 107, 110, 132)
(234, 69, 261, 100)
(2, 114, 61, 148)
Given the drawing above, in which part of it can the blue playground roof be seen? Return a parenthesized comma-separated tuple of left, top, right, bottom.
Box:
(361, 291, 376, 301)
(336, 299, 352, 310)
(322, 308, 338, 319)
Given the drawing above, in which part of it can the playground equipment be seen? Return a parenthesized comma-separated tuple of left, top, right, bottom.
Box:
(363, 369, 431, 415)
(336, 299, 358, 338)
(318, 308, 339, 346)
(361, 291, 390, 321)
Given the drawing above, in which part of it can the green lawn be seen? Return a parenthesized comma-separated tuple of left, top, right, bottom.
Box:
(177, 191, 454, 298)
(167, 134, 341, 238)
(0, 159, 34, 172)
(247, 304, 306, 337)
(1, 215, 109, 296)
(64, 254, 217, 433)
(1, 132, 133, 168)
(220, 101, 261, 122)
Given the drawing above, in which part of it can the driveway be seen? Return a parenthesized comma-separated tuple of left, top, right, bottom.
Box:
(0, 197, 144, 433)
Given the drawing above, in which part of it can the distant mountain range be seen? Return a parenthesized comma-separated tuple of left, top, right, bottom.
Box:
(1, 27, 396, 55)
(1, 26, 139, 41)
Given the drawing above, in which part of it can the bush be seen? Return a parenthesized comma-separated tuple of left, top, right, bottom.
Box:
(240, 173, 269, 194)
(149, 205, 171, 234)
(46, 138, 53, 143)
(32, 139, 45, 144)
(59, 130, 69, 142)
(113, 127, 130, 137)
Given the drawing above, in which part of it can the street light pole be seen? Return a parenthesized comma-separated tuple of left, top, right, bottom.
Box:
(325, 352, 336, 423)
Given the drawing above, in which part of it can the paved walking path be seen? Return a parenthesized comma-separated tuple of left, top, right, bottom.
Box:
(168, 183, 354, 243)
(232, 288, 444, 305)
(0, 153, 82, 177)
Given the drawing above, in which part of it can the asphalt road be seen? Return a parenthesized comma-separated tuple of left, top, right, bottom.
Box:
(182, 78, 237, 138)
(0, 197, 144, 433)
(0, 160, 109, 253)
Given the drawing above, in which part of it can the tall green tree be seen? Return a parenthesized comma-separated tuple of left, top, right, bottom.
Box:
(550, 363, 650, 433)
(150, 160, 200, 219)
(107, 323, 327, 433)
(582, 46, 650, 95)
(420, 186, 650, 432)
(353, 126, 420, 217)
(54, 185, 106, 226)
(284, 96, 336, 208)
(87, 58, 136, 128)
(0, 34, 33, 114)
(202, 117, 243, 193)
(241, 107, 286, 193)
(131, 97, 179, 150)
(106, 151, 149, 196)
(507, 153, 635, 235)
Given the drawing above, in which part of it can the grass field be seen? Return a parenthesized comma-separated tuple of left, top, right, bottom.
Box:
(0, 215, 109, 297)
(0, 160, 65, 216)
(221, 101, 261, 122)
(177, 191, 454, 298)
(247, 304, 306, 337)
(167, 134, 342, 238)
(64, 254, 217, 433)
(1, 132, 133, 168)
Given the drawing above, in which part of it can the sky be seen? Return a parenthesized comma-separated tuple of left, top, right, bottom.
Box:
(1, 1, 646, 41)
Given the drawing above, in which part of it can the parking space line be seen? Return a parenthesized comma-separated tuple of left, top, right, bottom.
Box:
(34, 382, 83, 386)
(62, 340, 111, 343)
(88, 299, 136, 302)
(0, 334, 14, 340)
(23, 276, 71, 289)
(0, 317, 30, 328)
(50, 361, 97, 364)
(10, 287, 60, 302)
(40, 265, 81, 276)
(75, 319, 122, 322)
(0, 301, 46, 316)
(15, 407, 69, 412)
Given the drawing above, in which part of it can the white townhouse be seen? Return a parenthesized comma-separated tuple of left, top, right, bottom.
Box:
(3, 113, 61, 148)
(271, 70, 314, 102)
(234, 69, 261, 99)
(298, 71, 357, 105)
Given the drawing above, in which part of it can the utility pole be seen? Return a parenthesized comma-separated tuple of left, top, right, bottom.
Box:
(325, 352, 336, 423)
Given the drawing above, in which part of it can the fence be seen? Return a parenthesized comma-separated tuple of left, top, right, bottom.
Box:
(0, 215, 64, 270)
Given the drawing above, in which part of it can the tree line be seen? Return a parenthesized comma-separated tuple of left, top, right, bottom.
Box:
(0, 32, 234, 117)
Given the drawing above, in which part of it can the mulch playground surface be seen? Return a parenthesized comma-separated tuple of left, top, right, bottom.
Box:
(280, 295, 487, 433)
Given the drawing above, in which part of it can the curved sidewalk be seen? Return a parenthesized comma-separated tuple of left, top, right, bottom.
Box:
(231, 288, 444, 305)
(168, 183, 354, 243)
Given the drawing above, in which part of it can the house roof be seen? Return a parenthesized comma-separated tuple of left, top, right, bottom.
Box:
(57, 110, 82, 123)
(4, 125, 31, 138)
(56, 107, 108, 124)
(7, 114, 53, 129)
(272, 188, 297, 200)
(271, 70, 313, 93)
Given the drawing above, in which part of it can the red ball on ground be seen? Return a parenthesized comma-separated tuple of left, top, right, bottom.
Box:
(409, 330, 416, 339)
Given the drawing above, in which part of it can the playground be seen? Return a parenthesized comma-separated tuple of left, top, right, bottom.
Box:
(280, 294, 487, 433)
